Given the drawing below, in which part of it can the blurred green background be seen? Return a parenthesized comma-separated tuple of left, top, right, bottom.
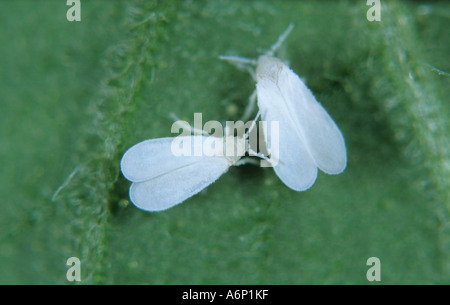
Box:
(0, 0, 448, 284)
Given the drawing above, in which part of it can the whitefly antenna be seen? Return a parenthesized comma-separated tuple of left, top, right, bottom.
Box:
(218, 55, 257, 66)
(218, 55, 257, 80)
(267, 23, 294, 57)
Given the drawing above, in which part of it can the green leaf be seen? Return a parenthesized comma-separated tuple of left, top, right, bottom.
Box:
(0, 0, 448, 284)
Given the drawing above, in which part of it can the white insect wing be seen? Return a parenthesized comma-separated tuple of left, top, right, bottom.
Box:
(256, 56, 346, 190)
(222, 24, 347, 191)
(121, 136, 233, 212)
(256, 72, 318, 191)
(265, 58, 347, 175)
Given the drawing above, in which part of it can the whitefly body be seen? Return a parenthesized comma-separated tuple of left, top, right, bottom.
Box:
(255, 54, 347, 191)
(120, 135, 247, 212)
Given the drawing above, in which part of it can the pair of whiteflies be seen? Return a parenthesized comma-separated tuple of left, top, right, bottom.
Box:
(120, 24, 347, 212)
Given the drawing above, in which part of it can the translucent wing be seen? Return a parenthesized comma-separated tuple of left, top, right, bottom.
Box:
(256, 57, 346, 190)
(121, 136, 231, 211)
(121, 136, 213, 182)
(257, 78, 318, 191)
(130, 158, 230, 211)
(275, 63, 347, 174)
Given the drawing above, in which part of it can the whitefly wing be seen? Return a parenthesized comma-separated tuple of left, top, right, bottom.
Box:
(121, 136, 231, 212)
(121, 136, 209, 183)
(130, 158, 230, 212)
(257, 74, 318, 191)
(275, 61, 347, 174)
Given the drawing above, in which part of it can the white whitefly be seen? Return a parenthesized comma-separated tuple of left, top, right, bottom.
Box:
(221, 24, 347, 191)
(120, 134, 249, 212)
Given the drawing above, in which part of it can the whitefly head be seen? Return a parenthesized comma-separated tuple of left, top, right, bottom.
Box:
(256, 55, 285, 83)
(207, 135, 246, 165)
